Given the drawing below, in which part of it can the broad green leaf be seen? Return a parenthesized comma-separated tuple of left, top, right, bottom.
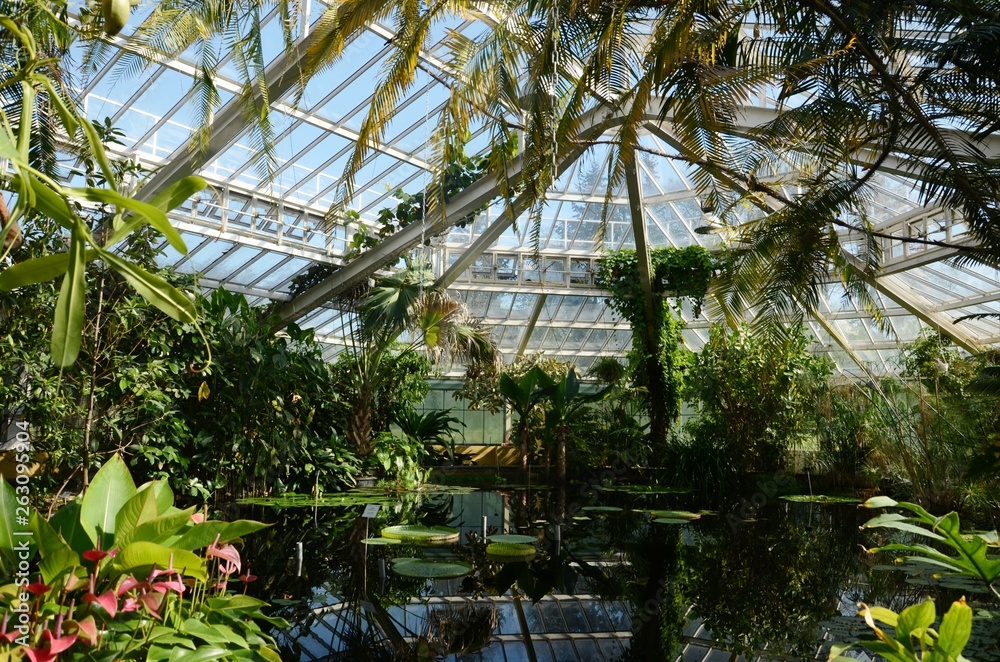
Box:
(896, 599, 936, 651)
(863, 514, 945, 539)
(117, 507, 196, 548)
(936, 598, 972, 659)
(864, 605, 899, 628)
(863, 496, 898, 509)
(80, 119, 116, 190)
(179, 618, 248, 648)
(79, 455, 137, 549)
(31, 510, 78, 583)
(12, 173, 76, 229)
(49, 500, 92, 557)
(167, 645, 230, 662)
(51, 224, 87, 367)
(146, 626, 196, 648)
(207, 594, 268, 612)
(172, 520, 269, 550)
(112, 541, 206, 581)
(0, 253, 70, 291)
(72, 187, 185, 253)
(0, 479, 19, 568)
(146, 175, 207, 215)
(827, 643, 854, 661)
(99, 251, 197, 323)
(38, 78, 79, 137)
(136, 480, 174, 515)
(114, 489, 159, 546)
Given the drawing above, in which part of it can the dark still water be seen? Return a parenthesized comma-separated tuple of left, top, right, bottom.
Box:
(226, 483, 1000, 661)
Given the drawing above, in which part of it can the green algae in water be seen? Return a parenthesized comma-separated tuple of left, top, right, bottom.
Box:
(486, 542, 536, 560)
(392, 559, 473, 579)
(779, 495, 861, 504)
(487, 534, 538, 545)
(381, 524, 460, 544)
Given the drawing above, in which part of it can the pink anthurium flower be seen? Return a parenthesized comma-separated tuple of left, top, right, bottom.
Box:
(0, 612, 21, 644)
(82, 589, 118, 619)
(82, 549, 109, 563)
(67, 615, 98, 644)
(115, 576, 148, 596)
(138, 592, 165, 619)
(23, 629, 78, 662)
(207, 543, 241, 575)
(120, 597, 139, 613)
(26, 576, 51, 596)
(152, 578, 185, 595)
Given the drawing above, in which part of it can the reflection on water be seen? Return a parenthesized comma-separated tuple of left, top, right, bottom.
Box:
(230, 484, 1000, 661)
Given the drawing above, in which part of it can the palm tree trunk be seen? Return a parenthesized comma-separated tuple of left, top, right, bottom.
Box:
(349, 387, 374, 457)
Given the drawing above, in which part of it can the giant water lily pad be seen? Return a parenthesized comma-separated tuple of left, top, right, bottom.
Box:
(487, 534, 538, 545)
(581, 506, 623, 513)
(779, 495, 861, 504)
(381, 525, 460, 544)
(486, 542, 536, 560)
(392, 559, 473, 579)
(648, 510, 701, 521)
(362, 537, 401, 546)
(652, 518, 691, 525)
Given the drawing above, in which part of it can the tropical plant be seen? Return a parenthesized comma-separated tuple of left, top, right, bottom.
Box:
(372, 432, 431, 488)
(684, 323, 832, 475)
(829, 599, 974, 662)
(0, 8, 207, 369)
(861, 496, 1000, 601)
(498, 365, 556, 474)
(100, 0, 1000, 344)
(339, 262, 498, 458)
(393, 409, 466, 464)
(0, 455, 285, 660)
(542, 369, 610, 485)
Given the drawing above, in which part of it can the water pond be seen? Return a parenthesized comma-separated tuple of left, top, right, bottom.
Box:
(229, 483, 1000, 661)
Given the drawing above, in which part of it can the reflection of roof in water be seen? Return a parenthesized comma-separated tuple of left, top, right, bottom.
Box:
(284, 592, 852, 661)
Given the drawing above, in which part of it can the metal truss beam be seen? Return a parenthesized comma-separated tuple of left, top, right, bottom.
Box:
(624, 159, 660, 362)
(516, 294, 547, 359)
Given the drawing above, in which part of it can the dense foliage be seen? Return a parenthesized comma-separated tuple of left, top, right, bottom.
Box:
(681, 324, 832, 478)
(596, 247, 712, 452)
(1, 229, 362, 499)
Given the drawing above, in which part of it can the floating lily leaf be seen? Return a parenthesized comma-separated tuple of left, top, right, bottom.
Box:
(652, 518, 691, 525)
(780, 495, 861, 504)
(580, 506, 623, 513)
(487, 534, 538, 545)
(392, 559, 472, 579)
(486, 543, 536, 560)
(381, 525, 460, 544)
(595, 485, 691, 494)
(362, 537, 401, 546)
(649, 510, 701, 520)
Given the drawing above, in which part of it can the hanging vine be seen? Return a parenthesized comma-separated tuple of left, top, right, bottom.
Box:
(596, 246, 716, 447)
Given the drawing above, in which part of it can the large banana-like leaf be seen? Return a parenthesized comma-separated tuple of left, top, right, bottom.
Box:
(50, 222, 88, 367)
(79, 454, 137, 549)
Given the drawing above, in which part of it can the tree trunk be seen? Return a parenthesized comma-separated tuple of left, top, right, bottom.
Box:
(349, 387, 374, 457)
(645, 352, 669, 457)
(518, 423, 529, 475)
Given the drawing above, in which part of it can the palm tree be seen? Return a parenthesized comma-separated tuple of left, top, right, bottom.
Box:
(118, 0, 1000, 325)
(341, 262, 498, 456)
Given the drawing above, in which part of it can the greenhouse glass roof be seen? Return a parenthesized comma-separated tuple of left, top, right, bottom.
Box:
(77, 9, 1000, 375)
